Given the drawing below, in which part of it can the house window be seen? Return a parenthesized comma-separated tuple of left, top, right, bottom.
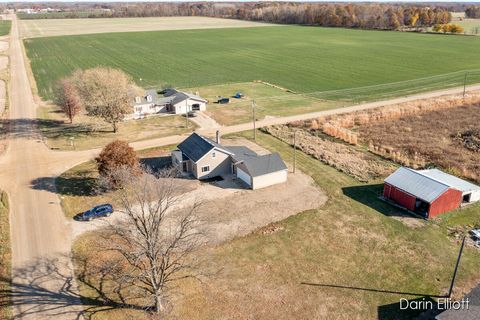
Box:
(212, 152, 216, 158)
(135, 107, 142, 113)
(201, 166, 210, 173)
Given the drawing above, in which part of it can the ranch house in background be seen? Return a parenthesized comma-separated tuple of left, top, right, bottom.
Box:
(132, 88, 207, 118)
(171, 132, 288, 190)
(383, 167, 480, 219)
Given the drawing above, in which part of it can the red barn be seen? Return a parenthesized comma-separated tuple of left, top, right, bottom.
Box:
(383, 167, 464, 219)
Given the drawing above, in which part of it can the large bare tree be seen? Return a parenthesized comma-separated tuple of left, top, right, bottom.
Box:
(55, 78, 82, 123)
(73, 67, 135, 133)
(100, 168, 205, 314)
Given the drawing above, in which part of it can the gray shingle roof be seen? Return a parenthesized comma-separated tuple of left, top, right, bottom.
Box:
(385, 167, 451, 203)
(134, 89, 159, 106)
(227, 146, 258, 162)
(237, 152, 287, 177)
(171, 92, 207, 105)
(177, 133, 231, 163)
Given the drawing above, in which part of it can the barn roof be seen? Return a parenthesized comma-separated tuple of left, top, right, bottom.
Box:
(384, 167, 451, 203)
(177, 133, 231, 163)
(418, 169, 480, 193)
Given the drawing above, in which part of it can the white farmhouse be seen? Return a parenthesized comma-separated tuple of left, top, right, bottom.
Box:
(132, 88, 207, 118)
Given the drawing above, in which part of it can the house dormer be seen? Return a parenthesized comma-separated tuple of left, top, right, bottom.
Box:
(135, 96, 142, 104)
(146, 95, 153, 102)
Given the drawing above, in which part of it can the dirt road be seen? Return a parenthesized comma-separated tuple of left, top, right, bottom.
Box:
(0, 16, 94, 319)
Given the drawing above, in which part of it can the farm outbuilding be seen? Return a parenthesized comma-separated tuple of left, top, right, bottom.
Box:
(383, 167, 480, 219)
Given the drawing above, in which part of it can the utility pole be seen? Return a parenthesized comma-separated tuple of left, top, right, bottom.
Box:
(252, 100, 256, 141)
(463, 72, 468, 98)
(448, 236, 466, 298)
(293, 130, 297, 174)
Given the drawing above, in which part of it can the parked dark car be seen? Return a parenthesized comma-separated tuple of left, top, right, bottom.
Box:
(74, 204, 114, 221)
(183, 111, 197, 117)
(217, 97, 230, 104)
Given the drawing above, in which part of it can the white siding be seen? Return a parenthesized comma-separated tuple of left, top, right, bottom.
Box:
(133, 103, 166, 116)
(252, 170, 288, 190)
(469, 190, 480, 203)
(173, 99, 207, 114)
(236, 168, 251, 187)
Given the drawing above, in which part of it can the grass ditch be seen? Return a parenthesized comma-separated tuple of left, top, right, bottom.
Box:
(0, 191, 11, 320)
(0, 21, 11, 37)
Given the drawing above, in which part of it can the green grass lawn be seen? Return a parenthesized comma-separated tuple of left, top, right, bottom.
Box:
(24, 26, 480, 102)
(188, 82, 340, 125)
(0, 20, 11, 36)
(70, 130, 480, 319)
(37, 105, 196, 150)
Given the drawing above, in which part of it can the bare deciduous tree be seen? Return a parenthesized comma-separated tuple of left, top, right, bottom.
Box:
(55, 78, 82, 123)
(100, 168, 206, 314)
(74, 67, 135, 133)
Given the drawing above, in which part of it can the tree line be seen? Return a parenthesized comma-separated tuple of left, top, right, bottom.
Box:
(465, 6, 480, 19)
(12, 2, 453, 31)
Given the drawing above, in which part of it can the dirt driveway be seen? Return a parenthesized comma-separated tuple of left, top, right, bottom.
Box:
(71, 138, 327, 244)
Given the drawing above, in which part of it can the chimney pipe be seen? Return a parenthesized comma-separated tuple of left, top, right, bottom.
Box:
(216, 130, 220, 144)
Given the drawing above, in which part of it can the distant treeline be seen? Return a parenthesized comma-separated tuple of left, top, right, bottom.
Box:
(465, 6, 480, 19)
(11, 2, 454, 31)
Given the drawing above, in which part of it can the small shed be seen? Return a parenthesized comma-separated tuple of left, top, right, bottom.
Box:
(383, 167, 464, 218)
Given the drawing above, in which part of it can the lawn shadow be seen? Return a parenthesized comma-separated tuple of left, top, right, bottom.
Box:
(0, 118, 109, 142)
(30, 175, 97, 197)
(342, 184, 421, 219)
(140, 156, 172, 173)
(377, 296, 441, 320)
(302, 282, 445, 320)
(0, 255, 149, 320)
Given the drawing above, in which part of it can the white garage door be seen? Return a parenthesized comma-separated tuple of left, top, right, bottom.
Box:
(252, 170, 288, 190)
(236, 168, 251, 187)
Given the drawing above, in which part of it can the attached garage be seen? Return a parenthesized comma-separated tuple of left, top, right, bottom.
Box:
(230, 146, 288, 190)
(383, 167, 473, 219)
(236, 167, 252, 187)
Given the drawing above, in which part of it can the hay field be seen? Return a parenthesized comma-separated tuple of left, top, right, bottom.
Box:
(18, 16, 274, 38)
(358, 104, 480, 183)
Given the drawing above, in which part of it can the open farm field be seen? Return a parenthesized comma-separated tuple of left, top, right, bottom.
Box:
(456, 19, 480, 35)
(71, 130, 480, 320)
(17, 11, 102, 20)
(24, 26, 480, 103)
(18, 16, 273, 38)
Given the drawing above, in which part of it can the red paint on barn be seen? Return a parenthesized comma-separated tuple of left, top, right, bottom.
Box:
(383, 183, 463, 218)
(428, 188, 462, 218)
(383, 183, 416, 211)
